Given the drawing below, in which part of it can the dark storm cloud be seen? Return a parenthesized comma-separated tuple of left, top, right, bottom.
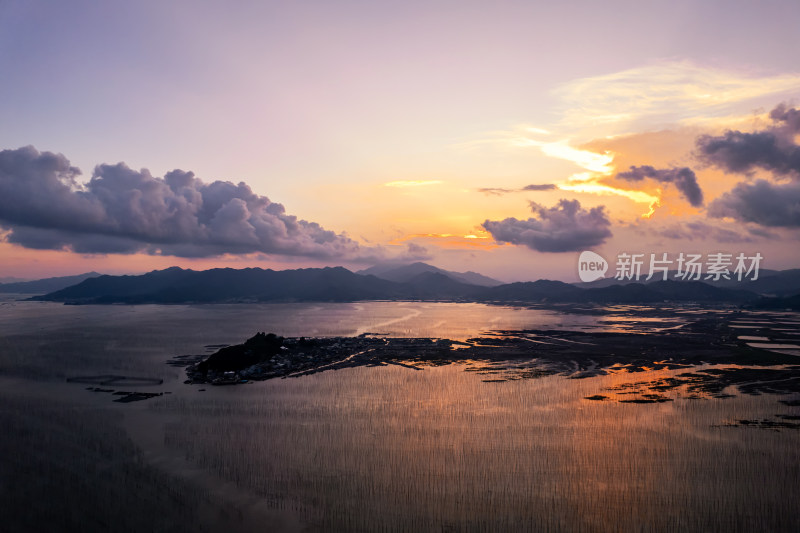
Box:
(696, 103, 800, 178)
(0, 146, 376, 259)
(482, 199, 612, 252)
(616, 165, 704, 207)
(707, 179, 800, 228)
(478, 183, 556, 195)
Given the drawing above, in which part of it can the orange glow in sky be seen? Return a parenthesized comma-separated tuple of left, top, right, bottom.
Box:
(0, 3, 799, 280)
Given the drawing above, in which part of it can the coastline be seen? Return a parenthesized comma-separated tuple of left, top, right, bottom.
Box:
(0, 300, 798, 531)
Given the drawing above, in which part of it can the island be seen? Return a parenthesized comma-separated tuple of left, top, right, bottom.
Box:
(169, 311, 800, 407)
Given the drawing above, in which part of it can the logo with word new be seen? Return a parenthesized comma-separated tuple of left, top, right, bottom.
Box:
(578, 251, 608, 282)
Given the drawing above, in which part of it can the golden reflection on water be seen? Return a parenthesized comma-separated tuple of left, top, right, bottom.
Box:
(1, 298, 797, 531)
(157, 363, 800, 532)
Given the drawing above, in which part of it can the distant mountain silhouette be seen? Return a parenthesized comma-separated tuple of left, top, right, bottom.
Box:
(34, 267, 406, 304)
(579, 280, 757, 304)
(728, 269, 800, 297)
(647, 280, 759, 302)
(31, 266, 764, 305)
(483, 280, 584, 301)
(0, 272, 102, 294)
(0, 276, 28, 284)
(575, 268, 800, 297)
(403, 271, 486, 299)
(358, 262, 503, 287)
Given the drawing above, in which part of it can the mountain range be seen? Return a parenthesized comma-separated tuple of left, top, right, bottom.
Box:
(27, 262, 800, 306)
(577, 268, 800, 297)
(357, 262, 503, 287)
(0, 272, 102, 294)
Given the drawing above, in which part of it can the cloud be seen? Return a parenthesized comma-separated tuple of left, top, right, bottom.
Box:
(769, 102, 800, 131)
(478, 183, 556, 195)
(707, 179, 800, 228)
(697, 103, 800, 178)
(482, 199, 612, 252)
(522, 184, 558, 191)
(469, 126, 664, 216)
(695, 104, 800, 228)
(651, 220, 760, 243)
(0, 146, 379, 259)
(404, 242, 432, 260)
(557, 177, 661, 217)
(556, 61, 800, 137)
(616, 165, 704, 207)
(388, 231, 498, 251)
(684, 221, 746, 243)
(478, 187, 516, 196)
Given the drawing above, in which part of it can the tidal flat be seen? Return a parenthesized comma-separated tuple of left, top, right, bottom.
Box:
(0, 297, 798, 532)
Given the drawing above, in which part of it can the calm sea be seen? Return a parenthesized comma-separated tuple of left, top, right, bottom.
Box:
(0, 297, 798, 532)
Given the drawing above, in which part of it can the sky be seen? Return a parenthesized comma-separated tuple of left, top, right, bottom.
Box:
(1, 0, 799, 282)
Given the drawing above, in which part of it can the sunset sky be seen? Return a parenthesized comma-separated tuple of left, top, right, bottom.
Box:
(1, 0, 799, 282)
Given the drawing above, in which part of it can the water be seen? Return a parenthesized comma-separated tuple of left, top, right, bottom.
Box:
(0, 298, 798, 531)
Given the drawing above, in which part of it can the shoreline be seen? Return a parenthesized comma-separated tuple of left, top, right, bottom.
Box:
(176, 310, 800, 405)
(1, 300, 798, 531)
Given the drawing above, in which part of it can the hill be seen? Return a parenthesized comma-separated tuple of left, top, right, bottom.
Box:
(33, 267, 406, 304)
(579, 280, 757, 304)
(576, 268, 800, 296)
(402, 271, 487, 299)
(0, 272, 102, 294)
(358, 262, 503, 287)
(33, 266, 764, 305)
(483, 280, 584, 302)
